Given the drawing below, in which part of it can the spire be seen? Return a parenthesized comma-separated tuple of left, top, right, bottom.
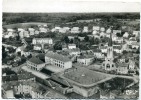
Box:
(109, 27, 113, 46)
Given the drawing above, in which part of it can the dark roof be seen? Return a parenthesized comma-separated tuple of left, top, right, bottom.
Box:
(28, 56, 44, 64)
(46, 52, 71, 62)
(116, 63, 128, 67)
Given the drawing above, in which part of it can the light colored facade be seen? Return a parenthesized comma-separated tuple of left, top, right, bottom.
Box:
(39, 28, 48, 33)
(83, 26, 89, 33)
(27, 57, 45, 71)
(32, 38, 53, 45)
(93, 26, 100, 31)
(45, 52, 72, 69)
(133, 31, 140, 37)
(116, 63, 128, 74)
(77, 55, 94, 66)
(33, 44, 42, 50)
(71, 27, 80, 33)
(68, 44, 76, 49)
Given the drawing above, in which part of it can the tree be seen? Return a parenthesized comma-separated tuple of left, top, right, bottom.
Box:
(122, 50, 128, 55)
(116, 33, 122, 37)
(16, 33, 20, 41)
(64, 36, 70, 43)
(84, 36, 89, 42)
(70, 39, 74, 43)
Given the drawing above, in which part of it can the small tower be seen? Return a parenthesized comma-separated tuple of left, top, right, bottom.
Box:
(103, 27, 116, 71)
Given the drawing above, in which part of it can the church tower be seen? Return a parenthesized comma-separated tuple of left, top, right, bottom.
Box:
(103, 28, 116, 71)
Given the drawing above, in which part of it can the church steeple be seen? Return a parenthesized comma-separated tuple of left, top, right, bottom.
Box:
(108, 27, 113, 46)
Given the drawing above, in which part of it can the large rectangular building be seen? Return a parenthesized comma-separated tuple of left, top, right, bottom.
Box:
(45, 52, 72, 69)
(32, 38, 53, 45)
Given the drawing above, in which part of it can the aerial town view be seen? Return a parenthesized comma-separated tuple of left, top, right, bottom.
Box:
(2, 1, 140, 99)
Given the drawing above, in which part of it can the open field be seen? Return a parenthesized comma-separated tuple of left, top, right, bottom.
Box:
(3, 22, 50, 29)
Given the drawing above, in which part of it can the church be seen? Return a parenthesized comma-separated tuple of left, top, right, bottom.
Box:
(102, 28, 116, 71)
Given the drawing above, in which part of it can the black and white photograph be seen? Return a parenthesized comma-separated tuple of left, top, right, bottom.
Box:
(1, 0, 140, 99)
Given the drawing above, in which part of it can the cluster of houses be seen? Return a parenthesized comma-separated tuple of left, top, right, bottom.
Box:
(2, 22, 140, 98)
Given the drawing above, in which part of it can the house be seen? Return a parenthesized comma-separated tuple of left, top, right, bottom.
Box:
(59, 27, 70, 33)
(130, 42, 139, 49)
(133, 31, 140, 37)
(113, 30, 121, 35)
(68, 44, 76, 49)
(32, 38, 53, 45)
(21, 49, 31, 57)
(55, 27, 61, 32)
(45, 52, 72, 69)
(63, 48, 81, 56)
(106, 28, 112, 34)
(27, 56, 45, 71)
(14, 56, 21, 62)
(92, 30, 98, 35)
(2, 81, 48, 99)
(35, 30, 40, 35)
(78, 36, 85, 41)
(28, 28, 35, 35)
(7, 29, 14, 32)
(68, 36, 75, 40)
(123, 32, 129, 38)
(100, 32, 106, 37)
(83, 26, 89, 33)
(93, 26, 100, 31)
(62, 44, 68, 50)
(129, 37, 137, 45)
(116, 63, 128, 74)
(33, 44, 42, 50)
(100, 90, 115, 99)
(113, 45, 122, 54)
(113, 37, 123, 44)
(39, 28, 48, 33)
(100, 46, 107, 53)
(92, 49, 105, 59)
(77, 54, 94, 66)
(100, 27, 105, 32)
(71, 27, 80, 33)
(128, 58, 135, 70)
(18, 28, 25, 32)
(24, 31, 30, 37)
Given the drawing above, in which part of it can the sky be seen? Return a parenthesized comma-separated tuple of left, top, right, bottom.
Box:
(2, 0, 141, 13)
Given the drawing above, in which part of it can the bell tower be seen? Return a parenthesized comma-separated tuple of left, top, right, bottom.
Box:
(103, 27, 115, 71)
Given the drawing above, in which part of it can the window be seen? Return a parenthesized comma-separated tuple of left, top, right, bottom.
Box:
(112, 64, 114, 67)
(106, 64, 110, 68)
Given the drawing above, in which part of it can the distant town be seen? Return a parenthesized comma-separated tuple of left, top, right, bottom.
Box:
(2, 13, 139, 99)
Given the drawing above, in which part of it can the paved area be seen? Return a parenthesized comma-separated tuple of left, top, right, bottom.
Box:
(22, 66, 50, 79)
(45, 65, 64, 73)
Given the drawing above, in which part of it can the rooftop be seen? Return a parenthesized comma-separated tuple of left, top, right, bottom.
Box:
(78, 54, 94, 59)
(28, 56, 44, 64)
(45, 52, 71, 62)
(116, 63, 128, 67)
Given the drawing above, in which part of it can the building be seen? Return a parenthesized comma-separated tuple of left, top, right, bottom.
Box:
(100, 27, 105, 32)
(39, 28, 48, 33)
(2, 81, 48, 99)
(33, 44, 42, 50)
(130, 42, 139, 49)
(93, 26, 100, 31)
(45, 52, 72, 69)
(128, 58, 136, 70)
(102, 30, 116, 71)
(116, 63, 128, 74)
(123, 32, 129, 38)
(82, 26, 89, 33)
(77, 54, 94, 66)
(68, 44, 76, 49)
(133, 31, 140, 37)
(59, 27, 70, 33)
(71, 27, 80, 33)
(113, 45, 122, 54)
(32, 38, 53, 45)
(92, 49, 105, 59)
(113, 30, 121, 35)
(27, 56, 45, 71)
